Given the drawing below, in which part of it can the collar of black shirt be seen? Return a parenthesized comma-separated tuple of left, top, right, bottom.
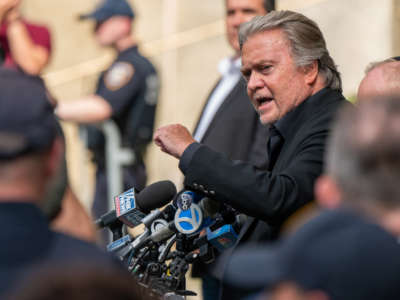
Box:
(272, 87, 330, 140)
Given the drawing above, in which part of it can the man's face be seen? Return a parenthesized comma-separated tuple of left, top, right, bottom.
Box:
(225, 0, 267, 54)
(241, 29, 313, 125)
(95, 17, 128, 46)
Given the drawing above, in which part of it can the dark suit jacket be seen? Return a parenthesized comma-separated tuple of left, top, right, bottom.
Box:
(191, 77, 269, 277)
(194, 77, 269, 167)
(180, 88, 346, 283)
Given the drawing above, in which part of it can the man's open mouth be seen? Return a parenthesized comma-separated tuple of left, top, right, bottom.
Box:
(256, 97, 273, 106)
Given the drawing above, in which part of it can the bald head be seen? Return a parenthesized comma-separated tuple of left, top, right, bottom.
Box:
(358, 61, 400, 101)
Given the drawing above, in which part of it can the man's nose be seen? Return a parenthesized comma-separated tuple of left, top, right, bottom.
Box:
(247, 72, 264, 91)
(232, 12, 246, 27)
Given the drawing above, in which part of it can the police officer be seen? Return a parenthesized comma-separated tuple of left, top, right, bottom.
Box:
(56, 0, 159, 230)
(0, 68, 121, 297)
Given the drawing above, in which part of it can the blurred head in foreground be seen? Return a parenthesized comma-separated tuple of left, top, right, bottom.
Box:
(8, 264, 157, 300)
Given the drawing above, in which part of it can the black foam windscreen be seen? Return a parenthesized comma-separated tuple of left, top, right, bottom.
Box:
(136, 180, 177, 213)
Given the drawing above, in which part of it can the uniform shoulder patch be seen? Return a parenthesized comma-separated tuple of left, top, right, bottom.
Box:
(104, 62, 135, 91)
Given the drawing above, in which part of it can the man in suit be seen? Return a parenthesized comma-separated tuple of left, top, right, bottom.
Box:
(154, 11, 345, 300)
(193, 0, 272, 166)
(191, 1, 273, 298)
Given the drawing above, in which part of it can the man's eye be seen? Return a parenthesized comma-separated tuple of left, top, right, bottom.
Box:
(243, 9, 256, 14)
(261, 65, 271, 72)
(242, 72, 251, 81)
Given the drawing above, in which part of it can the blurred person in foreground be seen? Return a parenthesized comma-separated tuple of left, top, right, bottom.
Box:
(56, 0, 159, 235)
(224, 98, 400, 300)
(314, 58, 400, 237)
(357, 57, 400, 101)
(8, 264, 155, 300)
(0, 68, 120, 297)
(154, 10, 345, 300)
(0, 0, 96, 242)
(190, 0, 273, 298)
(0, 0, 50, 74)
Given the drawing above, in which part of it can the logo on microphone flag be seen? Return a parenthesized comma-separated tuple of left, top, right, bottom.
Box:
(174, 203, 203, 234)
(114, 188, 146, 227)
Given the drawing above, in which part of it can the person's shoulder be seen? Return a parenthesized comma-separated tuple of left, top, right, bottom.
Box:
(121, 47, 157, 74)
(306, 88, 348, 125)
(22, 20, 50, 34)
(49, 231, 118, 265)
(311, 88, 346, 111)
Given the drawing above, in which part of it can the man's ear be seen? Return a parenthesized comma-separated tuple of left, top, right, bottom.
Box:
(304, 60, 319, 85)
(314, 174, 342, 209)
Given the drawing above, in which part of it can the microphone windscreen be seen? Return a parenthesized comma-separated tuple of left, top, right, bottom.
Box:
(136, 180, 177, 212)
(200, 197, 220, 218)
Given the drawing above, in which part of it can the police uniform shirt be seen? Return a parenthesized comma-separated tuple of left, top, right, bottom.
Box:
(96, 46, 158, 140)
(90, 46, 158, 156)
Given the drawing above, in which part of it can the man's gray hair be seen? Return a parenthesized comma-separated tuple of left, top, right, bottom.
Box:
(238, 10, 342, 92)
(365, 57, 398, 74)
(326, 98, 400, 209)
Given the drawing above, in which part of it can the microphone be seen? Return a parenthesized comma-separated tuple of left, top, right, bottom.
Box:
(173, 189, 221, 235)
(148, 220, 177, 243)
(174, 202, 203, 234)
(173, 199, 219, 235)
(94, 210, 121, 229)
(106, 234, 132, 253)
(96, 180, 177, 229)
(206, 213, 246, 252)
(206, 224, 238, 252)
(141, 201, 178, 229)
(174, 190, 203, 210)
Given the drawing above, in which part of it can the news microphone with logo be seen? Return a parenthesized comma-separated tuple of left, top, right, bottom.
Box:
(140, 201, 178, 229)
(206, 225, 238, 252)
(174, 203, 203, 234)
(206, 213, 246, 252)
(173, 190, 221, 235)
(115, 180, 177, 227)
(147, 220, 177, 243)
(107, 234, 132, 253)
(95, 180, 177, 229)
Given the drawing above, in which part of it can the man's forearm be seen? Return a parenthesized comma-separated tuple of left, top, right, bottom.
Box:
(55, 95, 113, 123)
(6, 19, 49, 74)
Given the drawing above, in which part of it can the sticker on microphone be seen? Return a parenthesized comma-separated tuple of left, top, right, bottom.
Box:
(176, 191, 195, 211)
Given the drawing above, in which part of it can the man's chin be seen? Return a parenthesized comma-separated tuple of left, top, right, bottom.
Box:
(259, 114, 276, 125)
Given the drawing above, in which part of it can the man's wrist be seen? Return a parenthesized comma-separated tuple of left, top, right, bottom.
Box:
(179, 142, 201, 174)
